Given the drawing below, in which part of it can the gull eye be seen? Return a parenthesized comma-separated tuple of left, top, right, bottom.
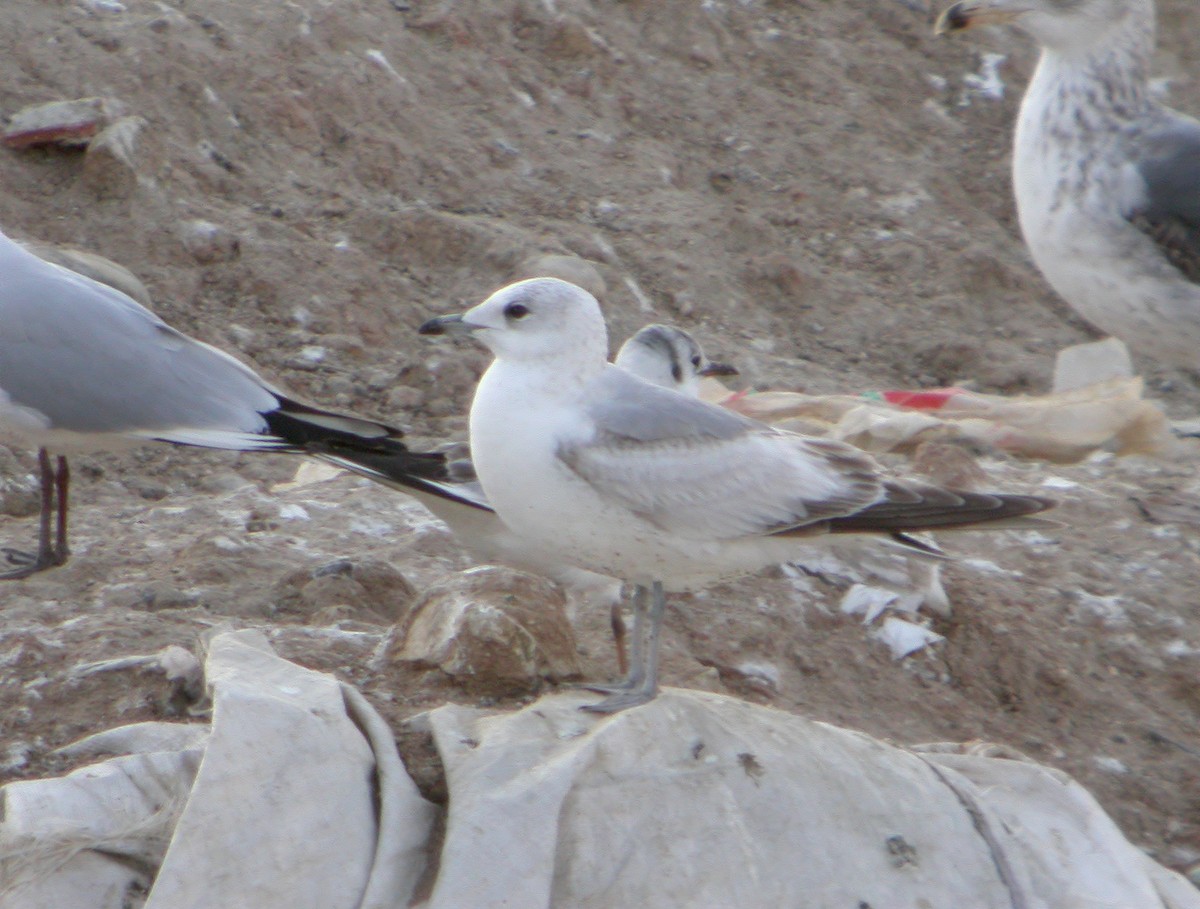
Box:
(504, 302, 530, 320)
(690, 355, 701, 369)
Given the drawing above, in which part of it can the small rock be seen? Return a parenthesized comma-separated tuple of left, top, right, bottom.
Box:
(274, 558, 417, 622)
(3, 97, 114, 149)
(82, 116, 147, 199)
(386, 385, 425, 410)
(127, 479, 170, 501)
(21, 242, 152, 306)
(0, 449, 39, 517)
(102, 582, 199, 612)
(743, 252, 820, 299)
(391, 566, 581, 694)
(245, 503, 281, 533)
(180, 219, 240, 264)
(591, 200, 627, 230)
(194, 470, 250, 494)
(732, 661, 781, 695)
(545, 16, 598, 59)
(1092, 755, 1130, 775)
(911, 441, 988, 490)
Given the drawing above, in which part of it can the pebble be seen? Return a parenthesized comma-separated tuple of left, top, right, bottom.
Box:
(180, 219, 240, 264)
(3, 97, 113, 149)
(82, 116, 147, 199)
(21, 243, 151, 306)
(273, 558, 417, 622)
(1091, 755, 1130, 775)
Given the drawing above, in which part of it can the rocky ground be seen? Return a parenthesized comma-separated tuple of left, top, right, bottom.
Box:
(1, 0, 1198, 884)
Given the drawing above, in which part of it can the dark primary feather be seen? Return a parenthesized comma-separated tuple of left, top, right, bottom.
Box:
(1130, 120, 1200, 283)
(801, 481, 1056, 535)
(312, 445, 493, 512)
(262, 395, 407, 451)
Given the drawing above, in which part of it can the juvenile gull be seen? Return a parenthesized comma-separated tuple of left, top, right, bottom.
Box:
(325, 322, 738, 675)
(937, 0, 1200, 367)
(420, 278, 1056, 712)
(0, 227, 451, 578)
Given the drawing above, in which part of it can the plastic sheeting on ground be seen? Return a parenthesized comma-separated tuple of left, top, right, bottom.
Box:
(3, 632, 1196, 909)
(0, 630, 435, 909)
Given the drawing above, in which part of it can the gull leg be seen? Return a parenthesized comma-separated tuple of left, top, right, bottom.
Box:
(52, 455, 70, 565)
(583, 586, 648, 693)
(579, 584, 647, 695)
(611, 600, 629, 677)
(0, 449, 65, 580)
(582, 581, 663, 713)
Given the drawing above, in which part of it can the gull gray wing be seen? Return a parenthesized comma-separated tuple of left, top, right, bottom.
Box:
(1129, 118, 1200, 283)
(0, 237, 282, 442)
(559, 367, 885, 540)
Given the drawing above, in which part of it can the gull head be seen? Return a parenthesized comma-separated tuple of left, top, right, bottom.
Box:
(614, 324, 738, 396)
(419, 277, 608, 367)
(935, 0, 1149, 51)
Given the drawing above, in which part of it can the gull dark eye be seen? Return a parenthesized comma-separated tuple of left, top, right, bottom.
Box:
(690, 355, 701, 369)
(504, 302, 530, 320)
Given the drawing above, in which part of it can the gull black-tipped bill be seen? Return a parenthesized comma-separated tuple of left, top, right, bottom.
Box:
(698, 361, 739, 378)
(418, 313, 471, 336)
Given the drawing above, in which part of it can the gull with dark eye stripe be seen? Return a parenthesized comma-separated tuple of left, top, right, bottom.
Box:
(937, 0, 1200, 368)
(613, 324, 738, 399)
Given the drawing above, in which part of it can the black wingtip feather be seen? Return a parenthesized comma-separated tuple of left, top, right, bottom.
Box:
(262, 395, 408, 454)
(827, 491, 1056, 535)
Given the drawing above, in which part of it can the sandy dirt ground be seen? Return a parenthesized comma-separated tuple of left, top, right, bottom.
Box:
(1, 0, 1198, 882)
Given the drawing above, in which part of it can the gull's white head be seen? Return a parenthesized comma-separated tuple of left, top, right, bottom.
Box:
(420, 277, 608, 367)
(936, 0, 1153, 54)
(614, 324, 738, 397)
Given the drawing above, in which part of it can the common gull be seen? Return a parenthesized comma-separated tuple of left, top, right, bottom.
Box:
(326, 321, 738, 675)
(420, 278, 1057, 712)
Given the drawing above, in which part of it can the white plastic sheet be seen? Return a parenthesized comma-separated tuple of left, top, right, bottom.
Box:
(3, 637, 1195, 909)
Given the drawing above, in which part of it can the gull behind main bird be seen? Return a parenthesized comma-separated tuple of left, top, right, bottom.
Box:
(421, 278, 1057, 713)
(0, 228, 455, 578)
(937, 0, 1200, 368)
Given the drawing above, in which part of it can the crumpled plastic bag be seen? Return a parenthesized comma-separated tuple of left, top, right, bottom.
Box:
(0, 630, 435, 909)
(708, 376, 1169, 463)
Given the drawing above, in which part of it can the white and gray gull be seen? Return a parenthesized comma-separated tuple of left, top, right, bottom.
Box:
(419, 277, 1056, 713)
(325, 320, 738, 676)
(0, 227, 456, 579)
(937, 0, 1200, 368)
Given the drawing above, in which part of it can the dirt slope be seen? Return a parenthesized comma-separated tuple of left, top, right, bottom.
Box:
(1, 0, 1198, 879)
